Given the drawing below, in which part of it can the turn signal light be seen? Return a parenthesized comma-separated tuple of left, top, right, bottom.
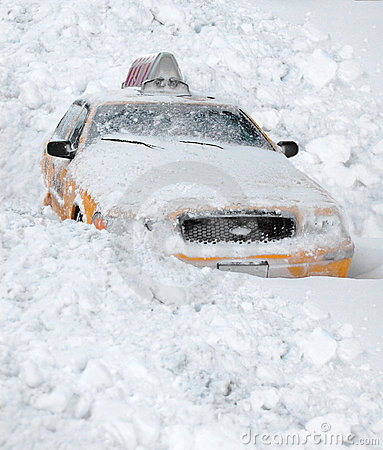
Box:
(92, 213, 107, 230)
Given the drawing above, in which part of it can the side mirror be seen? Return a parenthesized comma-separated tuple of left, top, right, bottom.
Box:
(277, 141, 299, 158)
(47, 141, 75, 159)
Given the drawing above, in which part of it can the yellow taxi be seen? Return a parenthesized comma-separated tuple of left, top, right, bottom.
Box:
(42, 52, 353, 278)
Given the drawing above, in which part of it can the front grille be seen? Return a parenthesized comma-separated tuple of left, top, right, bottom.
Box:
(178, 211, 296, 244)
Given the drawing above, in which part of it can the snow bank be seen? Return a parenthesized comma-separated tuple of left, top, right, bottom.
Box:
(1, 207, 383, 448)
(297, 49, 337, 88)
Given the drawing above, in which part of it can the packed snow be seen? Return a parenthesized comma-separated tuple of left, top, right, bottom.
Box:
(0, 0, 382, 448)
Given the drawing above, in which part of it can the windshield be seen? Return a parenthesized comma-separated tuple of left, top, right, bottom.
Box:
(87, 103, 273, 149)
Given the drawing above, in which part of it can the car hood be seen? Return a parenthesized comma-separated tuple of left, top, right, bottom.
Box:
(69, 138, 339, 217)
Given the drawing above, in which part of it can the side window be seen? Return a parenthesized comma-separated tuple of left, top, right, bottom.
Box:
(69, 107, 89, 149)
(52, 103, 83, 141)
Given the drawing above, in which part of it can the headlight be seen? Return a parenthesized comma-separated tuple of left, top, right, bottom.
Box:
(303, 209, 345, 236)
(91, 213, 156, 235)
(313, 214, 342, 234)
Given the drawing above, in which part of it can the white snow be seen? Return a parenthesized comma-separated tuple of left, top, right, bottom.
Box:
(337, 338, 363, 362)
(297, 49, 338, 88)
(306, 135, 352, 165)
(1, 0, 383, 448)
(297, 327, 338, 366)
(73, 129, 338, 213)
(19, 360, 45, 389)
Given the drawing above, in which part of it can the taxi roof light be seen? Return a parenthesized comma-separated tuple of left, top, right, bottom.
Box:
(122, 52, 184, 89)
(141, 77, 190, 95)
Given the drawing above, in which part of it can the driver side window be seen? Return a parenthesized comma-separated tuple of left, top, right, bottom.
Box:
(52, 103, 83, 141)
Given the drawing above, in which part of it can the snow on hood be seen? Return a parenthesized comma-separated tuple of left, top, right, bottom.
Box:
(69, 137, 339, 217)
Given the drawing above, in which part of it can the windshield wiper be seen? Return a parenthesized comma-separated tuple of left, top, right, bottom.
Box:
(101, 137, 163, 149)
(179, 140, 223, 149)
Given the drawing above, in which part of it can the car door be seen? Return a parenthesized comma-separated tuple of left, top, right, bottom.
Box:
(44, 102, 89, 216)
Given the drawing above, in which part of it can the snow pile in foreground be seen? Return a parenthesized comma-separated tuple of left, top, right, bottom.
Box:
(0, 0, 383, 448)
(1, 207, 382, 448)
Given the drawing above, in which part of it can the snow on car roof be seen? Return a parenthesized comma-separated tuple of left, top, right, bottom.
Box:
(80, 87, 231, 108)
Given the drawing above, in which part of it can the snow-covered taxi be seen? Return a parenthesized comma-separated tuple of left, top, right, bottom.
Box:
(42, 52, 354, 277)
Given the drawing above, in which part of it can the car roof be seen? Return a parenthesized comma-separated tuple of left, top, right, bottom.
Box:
(79, 87, 238, 110)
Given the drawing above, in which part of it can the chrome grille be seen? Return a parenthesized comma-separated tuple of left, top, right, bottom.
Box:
(178, 211, 296, 244)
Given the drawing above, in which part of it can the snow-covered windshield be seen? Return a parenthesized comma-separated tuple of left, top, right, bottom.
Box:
(87, 103, 273, 149)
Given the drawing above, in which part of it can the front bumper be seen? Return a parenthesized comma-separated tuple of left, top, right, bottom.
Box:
(174, 242, 354, 278)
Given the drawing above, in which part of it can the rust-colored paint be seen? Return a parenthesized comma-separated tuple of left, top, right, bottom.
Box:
(175, 238, 353, 278)
(43, 191, 51, 207)
(287, 240, 353, 264)
(288, 258, 352, 278)
(176, 253, 351, 278)
(241, 110, 277, 151)
(314, 207, 340, 216)
(82, 191, 98, 224)
(175, 253, 290, 262)
(49, 192, 67, 220)
(79, 103, 99, 146)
